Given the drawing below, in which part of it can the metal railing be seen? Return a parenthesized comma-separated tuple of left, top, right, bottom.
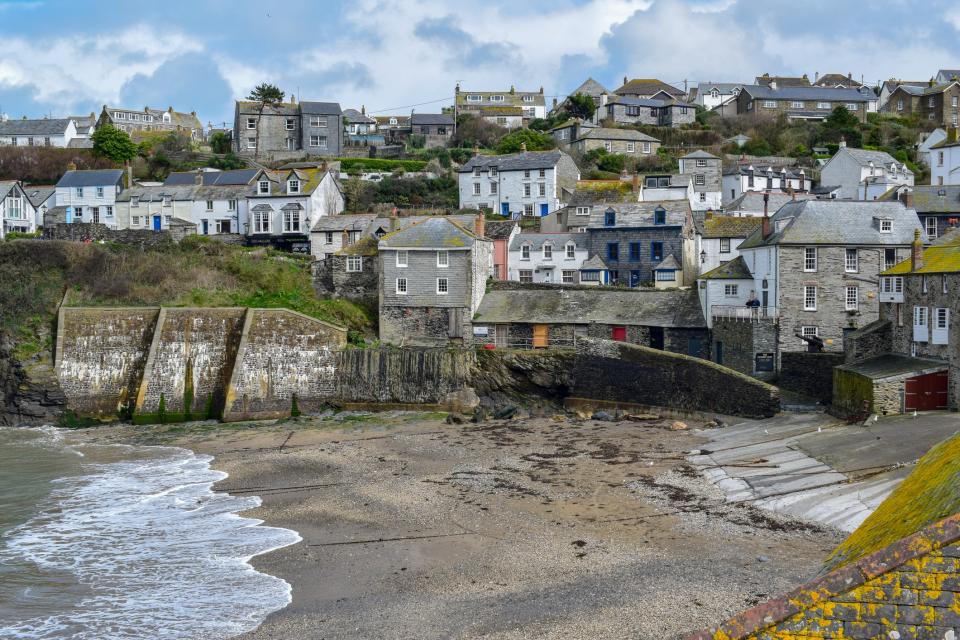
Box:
(712, 305, 779, 322)
(479, 336, 578, 350)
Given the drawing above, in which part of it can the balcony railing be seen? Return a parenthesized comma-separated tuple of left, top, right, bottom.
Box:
(712, 305, 779, 322)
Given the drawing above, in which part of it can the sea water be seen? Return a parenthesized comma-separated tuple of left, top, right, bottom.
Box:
(0, 426, 301, 639)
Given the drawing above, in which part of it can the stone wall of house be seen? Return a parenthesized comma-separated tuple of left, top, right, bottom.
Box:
(686, 517, 960, 640)
(222, 309, 347, 422)
(43, 223, 179, 248)
(844, 319, 893, 364)
(55, 307, 160, 417)
(311, 255, 378, 307)
(711, 318, 779, 380)
(379, 306, 473, 347)
(586, 226, 686, 285)
(134, 308, 246, 421)
(779, 351, 846, 402)
(571, 337, 780, 418)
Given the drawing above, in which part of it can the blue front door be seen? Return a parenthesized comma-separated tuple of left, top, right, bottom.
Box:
(630, 270, 641, 288)
(540, 203, 549, 216)
(201, 220, 209, 235)
(501, 203, 509, 216)
(152, 215, 161, 231)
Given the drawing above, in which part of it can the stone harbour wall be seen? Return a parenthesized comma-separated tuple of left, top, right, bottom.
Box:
(55, 307, 160, 417)
(779, 351, 846, 403)
(335, 348, 476, 405)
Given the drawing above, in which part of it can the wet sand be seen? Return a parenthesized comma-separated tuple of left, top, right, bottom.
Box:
(73, 411, 843, 639)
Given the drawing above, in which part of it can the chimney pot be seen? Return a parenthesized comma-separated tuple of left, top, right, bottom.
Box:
(762, 192, 772, 238)
(911, 228, 924, 271)
(66, 161, 77, 172)
(475, 213, 485, 238)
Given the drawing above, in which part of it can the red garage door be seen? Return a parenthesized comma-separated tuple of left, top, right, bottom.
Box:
(905, 371, 949, 411)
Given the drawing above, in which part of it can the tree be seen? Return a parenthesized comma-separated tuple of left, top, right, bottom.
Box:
(452, 114, 508, 149)
(209, 131, 232, 154)
(91, 125, 137, 164)
(495, 128, 556, 154)
(565, 93, 596, 120)
(246, 83, 285, 159)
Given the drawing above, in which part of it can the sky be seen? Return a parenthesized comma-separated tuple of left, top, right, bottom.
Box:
(1, 0, 959, 127)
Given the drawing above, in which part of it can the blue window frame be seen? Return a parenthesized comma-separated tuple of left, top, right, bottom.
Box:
(654, 207, 666, 225)
(607, 242, 619, 261)
(604, 208, 616, 226)
(629, 242, 640, 261)
(650, 241, 663, 262)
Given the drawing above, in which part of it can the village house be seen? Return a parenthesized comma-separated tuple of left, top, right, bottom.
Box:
(246, 165, 344, 253)
(455, 84, 546, 127)
(409, 113, 454, 148)
(25, 185, 55, 228)
(882, 81, 960, 129)
(736, 84, 872, 122)
(836, 230, 960, 415)
(722, 164, 813, 205)
(678, 150, 722, 211)
(696, 214, 763, 274)
(724, 190, 817, 217)
(879, 79, 929, 110)
(343, 107, 377, 135)
(233, 99, 343, 160)
(373, 115, 411, 144)
(0, 118, 79, 148)
(457, 149, 580, 217)
(377, 216, 492, 346)
(53, 168, 125, 228)
(812, 72, 864, 89)
(599, 96, 696, 128)
(568, 127, 661, 158)
(585, 200, 697, 287)
(540, 179, 637, 234)
(549, 118, 597, 146)
(98, 105, 203, 140)
(613, 77, 686, 101)
(884, 187, 960, 241)
(930, 128, 960, 185)
(936, 69, 960, 84)
(697, 257, 755, 330)
(473, 287, 708, 356)
(707, 200, 922, 377)
(507, 232, 588, 284)
(485, 219, 519, 280)
(552, 78, 609, 115)
(917, 128, 947, 167)
(755, 73, 811, 88)
(309, 213, 377, 260)
(693, 83, 743, 111)
(820, 143, 915, 200)
(69, 113, 97, 145)
(0, 181, 36, 238)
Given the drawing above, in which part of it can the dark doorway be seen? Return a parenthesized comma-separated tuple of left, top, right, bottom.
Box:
(649, 327, 664, 350)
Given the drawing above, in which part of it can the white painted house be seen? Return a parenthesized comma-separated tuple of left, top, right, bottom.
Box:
(930, 134, 960, 186)
(507, 232, 588, 284)
(694, 83, 743, 111)
(696, 215, 763, 274)
(0, 181, 37, 238)
(697, 256, 754, 329)
(54, 169, 125, 229)
(721, 165, 813, 205)
(246, 167, 344, 253)
(458, 150, 580, 218)
(0, 118, 79, 148)
(819, 144, 914, 200)
(917, 128, 947, 167)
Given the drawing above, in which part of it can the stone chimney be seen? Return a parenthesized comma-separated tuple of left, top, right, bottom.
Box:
(815, 71, 819, 82)
(126, 164, 133, 189)
(762, 191, 771, 238)
(361, 105, 366, 116)
(194, 169, 203, 185)
(901, 190, 914, 208)
(66, 161, 77, 172)
(474, 213, 485, 239)
(389, 206, 400, 232)
(911, 228, 924, 271)
(552, 97, 558, 108)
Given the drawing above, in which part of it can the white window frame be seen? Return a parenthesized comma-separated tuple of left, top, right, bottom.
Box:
(803, 247, 817, 272)
(538, 183, 546, 197)
(473, 182, 481, 196)
(801, 326, 819, 338)
(205, 200, 213, 211)
(437, 250, 449, 268)
(575, 206, 590, 216)
(285, 118, 295, 131)
(791, 101, 804, 109)
(288, 179, 300, 194)
(395, 277, 408, 295)
(562, 270, 575, 284)
(642, 141, 651, 154)
(845, 285, 859, 311)
(283, 209, 301, 233)
(258, 180, 270, 195)
(96, 186, 104, 198)
(228, 199, 237, 211)
(719, 238, 731, 253)
(933, 308, 950, 345)
(542, 243, 553, 261)
(914, 306, 929, 342)
(436, 277, 449, 295)
(763, 100, 776, 108)
(523, 183, 531, 198)
(565, 243, 576, 259)
(880, 219, 892, 233)
(845, 248, 858, 273)
(926, 216, 938, 240)
(489, 182, 497, 195)
(803, 285, 817, 311)
(724, 284, 739, 297)
(524, 204, 534, 216)
(396, 250, 408, 268)
(346, 255, 362, 272)
(521, 245, 530, 260)
(246, 117, 256, 129)
(627, 142, 635, 153)
(75, 187, 84, 198)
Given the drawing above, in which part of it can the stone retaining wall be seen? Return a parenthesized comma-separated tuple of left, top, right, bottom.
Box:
(779, 351, 845, 402)
(335, 348, 476, 405)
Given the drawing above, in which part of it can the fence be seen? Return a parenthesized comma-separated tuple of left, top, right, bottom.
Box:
(479, 335, 578, 350)
(711, 305, 779, 322)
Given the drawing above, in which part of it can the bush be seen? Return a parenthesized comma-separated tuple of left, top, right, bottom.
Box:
(495, 128, 556, 154)
(596, 153, 627, 173)
(338, 158, 427, 173)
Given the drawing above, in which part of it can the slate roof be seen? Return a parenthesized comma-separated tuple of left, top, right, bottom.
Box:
(903, 186, 960, 213)
(740, 85, 871, 102)
(310, 213, 376, 233)
(459, 150, 564, 173)
(455, 89, 546, 108)
(509, 232, 587, 252)
(343, 108, 375, 124)
(474, 288, 705, 328)
(697, 82, 743, 94)
(739, 200, 923, 249)
(754, 74, 811, 87)
(723, 164, 809, 179)
(681, 150, 719, 160)
(610, 96, 696, 109)
(378, 216, 481, 249)
(25, 185, 55, 208)
(813, 73, 863, 88)
(587, 201, 690, 229)
(613, 79, 684, 98)
(300, 101, 342, 115)
(701, 215, 763, 238)
(568, 181, 636, 206)
(725, 191, 817, 215)
(484, 220, 517, 240)
(249, 167, 330, 196)
(0, 181, 17, 199)
(580, 255, 609, 270)
(0, 118, 73, 136)
(883, 230, 960, 275)
(410, 113, 454, 126)
(840, 147, 910, 170)
(116, 184, 196, 202)
(236, 101, 299, 116)
(568, 77, 609, 98)
(699, 255, 753, 280)
(576, 128, 659, 142)
(835, 354, 948, 380)
(653, 254, 681, 271)
(164, 169, 258, 186)
(364, 214, 479, 240)
(56, 169, 124, 188)
(103, 106, 201, 130)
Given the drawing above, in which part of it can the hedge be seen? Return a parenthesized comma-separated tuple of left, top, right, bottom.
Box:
(338, 158, 427, 173)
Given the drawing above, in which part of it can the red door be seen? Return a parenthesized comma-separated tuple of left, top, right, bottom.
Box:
(905, 371, 949, 411)
(611, 326, 627, 341)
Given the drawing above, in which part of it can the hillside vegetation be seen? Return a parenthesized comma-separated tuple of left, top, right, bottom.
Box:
(0, 237, 373, 359)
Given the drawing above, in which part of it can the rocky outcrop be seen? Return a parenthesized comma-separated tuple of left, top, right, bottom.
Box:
(0, 332, 66, 426)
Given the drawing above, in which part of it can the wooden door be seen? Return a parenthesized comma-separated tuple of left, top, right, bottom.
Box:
(611, 326, 626, 341)
(532, 324, 549, 348)
(905, 371, 949, 411)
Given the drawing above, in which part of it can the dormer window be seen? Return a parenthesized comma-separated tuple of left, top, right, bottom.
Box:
(604, 208, 616, 226)
(288, 179, 300, 194)
(258, 180, 270, 195)
(654, 207, 666, 225)
(880, 219, 892, 233)
(490, 166, 498, 177)
(131, 196, 139, 207)
(566, 242, 576, 259)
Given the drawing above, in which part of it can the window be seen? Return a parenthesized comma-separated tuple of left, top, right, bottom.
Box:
(346, 256, 362, 272)
(699, 192, 706, 202)
(923, 275, 929, 294)
(472, 182, 481, 196)
(395, 250, 408, 267)
(763, 100, 776, 108)
(576, 206, 590, 216)
(489, 182, 497, 195)
(524, 204, 534, 216)
(845, 248, 858, 272)
(246, 117, 256, 129)
(105, 205, 113, 217)
(724, 284, 739, 297)
(489, 167, 498, 177)
(845, 103, 858, 111)
(538, 183, 545, 197)
(542, 244, 552, 260)
(929, 97, 936, 108)
(897, 98, 904, 112)
(954, 96, 959, 108)
(44, 137, 50, 146)
(650, 241, 663, 262)
(96, 186, 104, 198)
(627, 142, 635, 153)
(801, 326, 819, 338)
(933, 308, 950, 345)
(628, 242, 640, 261)
(396, 278, 407, 295)
(258, 180, 270, 195)
(437, 250, 449, 267)
(205, 200, 213, 211)
(253, 210, 270, 234)
(132, 215, 140, 226)
(519, 270, 533, 283)
(654, 207, 666, 225)
(75, 187, 84, 198)
(694, 174, 705, 186)
(804, 247, 817, 272)
(130, 196, 139, 208)
(845, 285, 859, 311)
(114, 112, 126, 120)
(539, 169, 546, 178)
(285, 138, 295, 150)
(884, 248, 897, 270)
(817, 102, 830, 109)
(803, 285, 817, 311)
(719, 238, 731, 253)
(914, 306, 929, 342)
(580, 271, 599, 282)
(285, 118, 295, 131)
(288, 179, 300, 194)
(881, 276, 904, 294)
(562, 270, 575, 284)
(73, 206, 82, 217)
(310, 116, 327, 127)
(943, 274, 949, 294)
(607, 242, 619, 261)
(228, 199, 237, 211)
(523, 183, 531, 197)
(604, 209, 616, 226)
(791, 101, 804, 109)
(247, 137, 256, 150)
(926, 216, 939, 239)
(880, 219, 892, 233)
(642, 141, 652, 154)
(466, 95, 481, 102)
(283, 209, 301, 232)
(473, 167, 481, 178)
(436, 277, 449, 294)
(521, 244, 530, 260)
(565, 243, 575, 259)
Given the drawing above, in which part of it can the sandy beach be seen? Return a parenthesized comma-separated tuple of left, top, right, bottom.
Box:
(72, 411, 843, 639)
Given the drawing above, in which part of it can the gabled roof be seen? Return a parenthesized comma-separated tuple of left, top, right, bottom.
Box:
(937, 69, 960, 81)
(725, 191, 817, 215)
(300, 101, 342, 115)
(587, 200, 690, 229)
(236, 101, 299, 116)
(568, 77, 609, 98)
(343, 108, 375, 124)
(739, 200, 922, 249)
(410, 113, 454, 126)
(0, 181, 18, 200)
(164, 169, 258, 186)
(836, 147, 911, 172)
(509, 232, 587, 252)
(609, 95, 695, 109)
(310, 213, 377, 233)
(459, 150, 565, 173)
(56, 169, 124, 188)
(575, 127, 659, 143)
(653, 254, 681, 271)
(378, 216, 481, 249)
(580, 254, 609, 270)
(754, 74, 810, 87)
(250, 167, 330, 196)
(455, 89, 546, 108)
(474, 288, 705, 328)
(699, 255, 753, 280)
(0, 118, 73, 136)
(484, 220, 518, 240)
(701, 215, 763, 238)
(901, 185, 960, 214)
(613, 79, 684, 98)
(25, 185, 55, 207)
(741, 84, 871, 102)
(883, 230, 960, 275)
(813, 73, 863, 88)
(680, 150, 718, 160)
(697, 82, 743, 94)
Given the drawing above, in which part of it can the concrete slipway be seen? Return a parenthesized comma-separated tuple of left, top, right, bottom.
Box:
(689, 412, 960, 532)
